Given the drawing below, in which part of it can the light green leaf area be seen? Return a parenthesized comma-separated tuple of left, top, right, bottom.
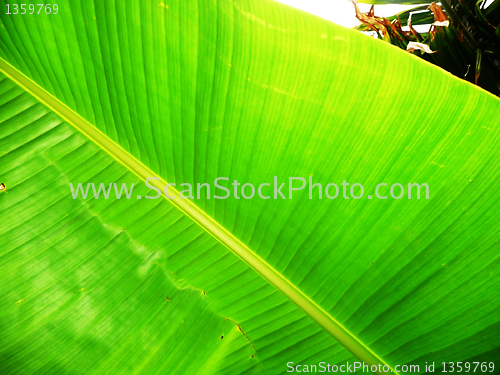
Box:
(0, 72, 357, 374)
(1, 0, 499, 374)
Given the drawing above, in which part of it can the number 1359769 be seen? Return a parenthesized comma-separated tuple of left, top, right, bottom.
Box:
(5, 4, 58, 14)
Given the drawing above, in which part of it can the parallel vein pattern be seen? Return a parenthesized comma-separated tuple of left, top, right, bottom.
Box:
(0, 72, 358, 373)
(0, 58, 389, 370)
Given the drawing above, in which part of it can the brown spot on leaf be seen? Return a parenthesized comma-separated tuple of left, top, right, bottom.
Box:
(223, 317, 257, 356)
(0, 183, 6, 191)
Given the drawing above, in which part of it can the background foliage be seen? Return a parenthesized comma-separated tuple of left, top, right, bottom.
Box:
(355, 0, 500, 96)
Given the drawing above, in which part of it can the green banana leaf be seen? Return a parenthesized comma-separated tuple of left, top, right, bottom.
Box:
(1, 0, 499, 373)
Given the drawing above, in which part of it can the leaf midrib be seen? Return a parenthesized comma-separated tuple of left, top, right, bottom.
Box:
(0, 57, 396, 374)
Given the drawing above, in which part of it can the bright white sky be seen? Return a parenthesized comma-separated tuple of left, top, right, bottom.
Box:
(273, 0, 422, 28)
(273, 0, 494, 28)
